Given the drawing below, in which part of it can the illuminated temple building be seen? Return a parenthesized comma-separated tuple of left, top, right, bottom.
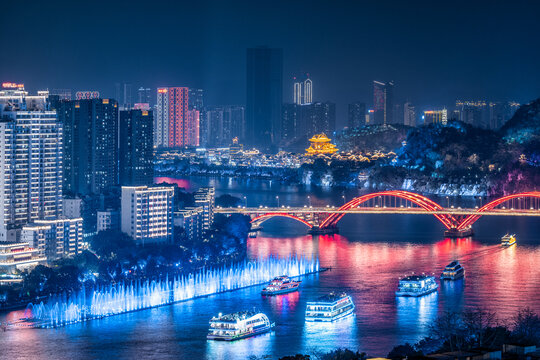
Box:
(306, 133, 338, 155)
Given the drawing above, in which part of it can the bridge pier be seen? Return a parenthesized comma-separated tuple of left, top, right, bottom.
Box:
(444, 227, 474, 238)
(308, 226, 339, 235)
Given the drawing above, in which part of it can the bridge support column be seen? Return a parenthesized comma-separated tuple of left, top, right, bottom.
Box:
(444, 227, 474, 238)
(308, 226, 339, 235)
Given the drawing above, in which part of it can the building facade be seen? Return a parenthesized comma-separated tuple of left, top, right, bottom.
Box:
(293, 74, 313, 105)
(246, 47, 283, 150)
(194, 187, 215, 231)
(22, 218, 84, 261)
(121, 186, 174, 245)
(0, 88, 63, 242)
(97, 209, 120, 232)
(155, 87, 193, 148)
(119, 109, 154, 186)
(0, 242, 46, 274)
(202, 106, 245, 147)
(423, 109, 448, 125)
(175, 207, 204, 243)
(404, 102, 416, 126)
(54, 98, 119, 195)
(373, 80, 394, 125)
(348, 102, 366, 129)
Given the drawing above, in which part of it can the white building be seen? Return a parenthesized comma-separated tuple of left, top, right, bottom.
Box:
(0, 242, 46, 274)
(0, 85, 63, 242)
(97, 209, 120, 232)
(63, 198, 83, 218)
(194, 187, 215, 230)
(175, 207, 204, 243)
(121, 186, 174, 245)
(21, 218, 84, 261)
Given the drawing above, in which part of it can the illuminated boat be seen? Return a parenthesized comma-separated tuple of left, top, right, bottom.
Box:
(501, 234, 516, 247)
(396, 275, 438, 297)
(207, 311, 275, 341)
(305, 292, 355, 322)
(440, 260, 465, 280)
(261, 275, 301, 296)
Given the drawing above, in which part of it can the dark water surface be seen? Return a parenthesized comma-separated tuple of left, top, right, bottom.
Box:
(1, 177, 539, 360)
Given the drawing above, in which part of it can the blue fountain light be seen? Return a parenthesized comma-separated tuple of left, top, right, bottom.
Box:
(24, 256, 319, 328)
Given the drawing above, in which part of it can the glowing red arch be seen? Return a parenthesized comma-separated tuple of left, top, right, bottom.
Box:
(320, 190, 458, 229)
(458, 191, 540, 229)
(251, 213, 314, 228)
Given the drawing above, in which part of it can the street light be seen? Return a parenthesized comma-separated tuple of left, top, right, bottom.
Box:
(446, 196, 450, 208)
(342, 195, 346, 205)
(307, 195, 311, 207)
(243, 196, 247, 207)
(276, 195, 280, 208)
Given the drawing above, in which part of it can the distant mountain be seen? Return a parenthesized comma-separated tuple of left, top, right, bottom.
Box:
(500, 98, 540, 144)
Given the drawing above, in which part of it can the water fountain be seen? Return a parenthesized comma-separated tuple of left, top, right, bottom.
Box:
(24, 256, 319, 328)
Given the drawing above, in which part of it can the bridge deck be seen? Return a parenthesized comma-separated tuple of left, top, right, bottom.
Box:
(216, 207, 540, 217)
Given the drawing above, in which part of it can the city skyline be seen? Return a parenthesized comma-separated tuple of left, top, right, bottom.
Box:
(2, 1, 540, 126)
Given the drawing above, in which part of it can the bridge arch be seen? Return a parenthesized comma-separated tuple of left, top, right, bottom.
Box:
(251, 213, 314, 228)
(320, 190, 459, 229)
(458, 191, 540, 229)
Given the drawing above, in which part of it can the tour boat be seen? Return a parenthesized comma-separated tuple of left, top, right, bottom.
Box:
(207, 311, 275, 341)
(395, 275, 438, 297)
(501, 234, 516, 247)
(440, 260, 465, 280)
(261, 275, 301, 296)
(305, 292, 355, 322)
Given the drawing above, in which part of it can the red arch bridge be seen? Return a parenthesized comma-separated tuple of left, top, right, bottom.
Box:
(215, 191, 540, 237)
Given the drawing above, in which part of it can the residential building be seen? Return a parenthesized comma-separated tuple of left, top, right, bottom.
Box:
(63, 198, 83, 218)
(348, 102, 366, 129)
(202, 106, 245, 146)
(293, 73, 313, 105)
(373, 80, 394, 125)
(0, 87, 63, 242)
(121, 186, 174, 245)
(137, 87, 152, 106)
(22, 218, 84, 261)
(188, 88, 204, 110)
(155, 87, 191, 148)
(75, 91, 100, 100)
(115, 82, 133, 110)
(97, 209, 120, 232)
(55, 98, 119, 195)
(194, 187, 215, 230)
(246, 47, 283, 150)
(119, 109, 154, 186)
(423, 109, 448, 125)
(404, 102, 416, 126)
(187, 109, 200, 147)
(175, 207, 204, 243)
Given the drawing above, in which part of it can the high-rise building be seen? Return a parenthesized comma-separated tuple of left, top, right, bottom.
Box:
(155, 87, 192, 148)
(0, 87, 63, 242)
(194, 187, 215, 230)
(488, 101, 520, 129)
(455, 100, 488, 128)
(202, 106, 245, 147)
(302, 102, 336, 137)
(423, 109, 448, 125)
(115, 82, 133, 110)
(121, 186, 174, 245)
(373, 80, 394, 125)
(137, 87, 152, 106)
(188, 88, 204, 110)
(293, 74, 313, 105)
(56, 98, 119, 195)
(246, 47, 283, 150)
(187, 109, 200, 146)
(348, 102, 366, 129)
(49, 89, 72, 100)
(97, 209, 120, 232)
(22, 218, 84, 261)
(75, 91, 100, 100)
(404, 102, 416, 126)
(174, 207, 204, 243)
(119, 109, 154, 186)
(281, 103, 299, 141)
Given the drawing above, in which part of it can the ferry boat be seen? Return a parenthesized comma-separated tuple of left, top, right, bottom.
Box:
(207, 311, 275, 341)
(305, 292, 355, 322)
(261, 276, 301, 295)
(440, 260, 465, 280)
(396, 275, 438, 297)
(501, 234, 516, 247)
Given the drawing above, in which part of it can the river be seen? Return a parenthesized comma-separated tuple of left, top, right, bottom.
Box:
(1, 176, 539, 360)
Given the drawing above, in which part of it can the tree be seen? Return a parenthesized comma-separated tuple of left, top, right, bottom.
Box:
(512, 308, 540, 345)
(387, 343, 422, 359)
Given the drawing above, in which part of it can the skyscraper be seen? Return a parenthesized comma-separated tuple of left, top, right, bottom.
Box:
(115, 82, 133, 110)
(137, 87, 152, 107)
(246, 47, 283, 150)
(188, 88, 204, 110)
(155, 87, 192, 148)
(404, 102, 416, 126)
(202, 106, 245, 146)
(423, 109, 448, 125)
(119, 109, 154, 186)
(348, 102, 366, 128)
(56, 98, 119, 195)
(293, 74, 313, 105)
(187, 109, 200, 146)
(0, 87, 63, 241)
(373, 80, 394, 125)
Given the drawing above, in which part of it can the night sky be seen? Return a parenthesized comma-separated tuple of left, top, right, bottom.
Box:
(2, 0, 540, 125)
